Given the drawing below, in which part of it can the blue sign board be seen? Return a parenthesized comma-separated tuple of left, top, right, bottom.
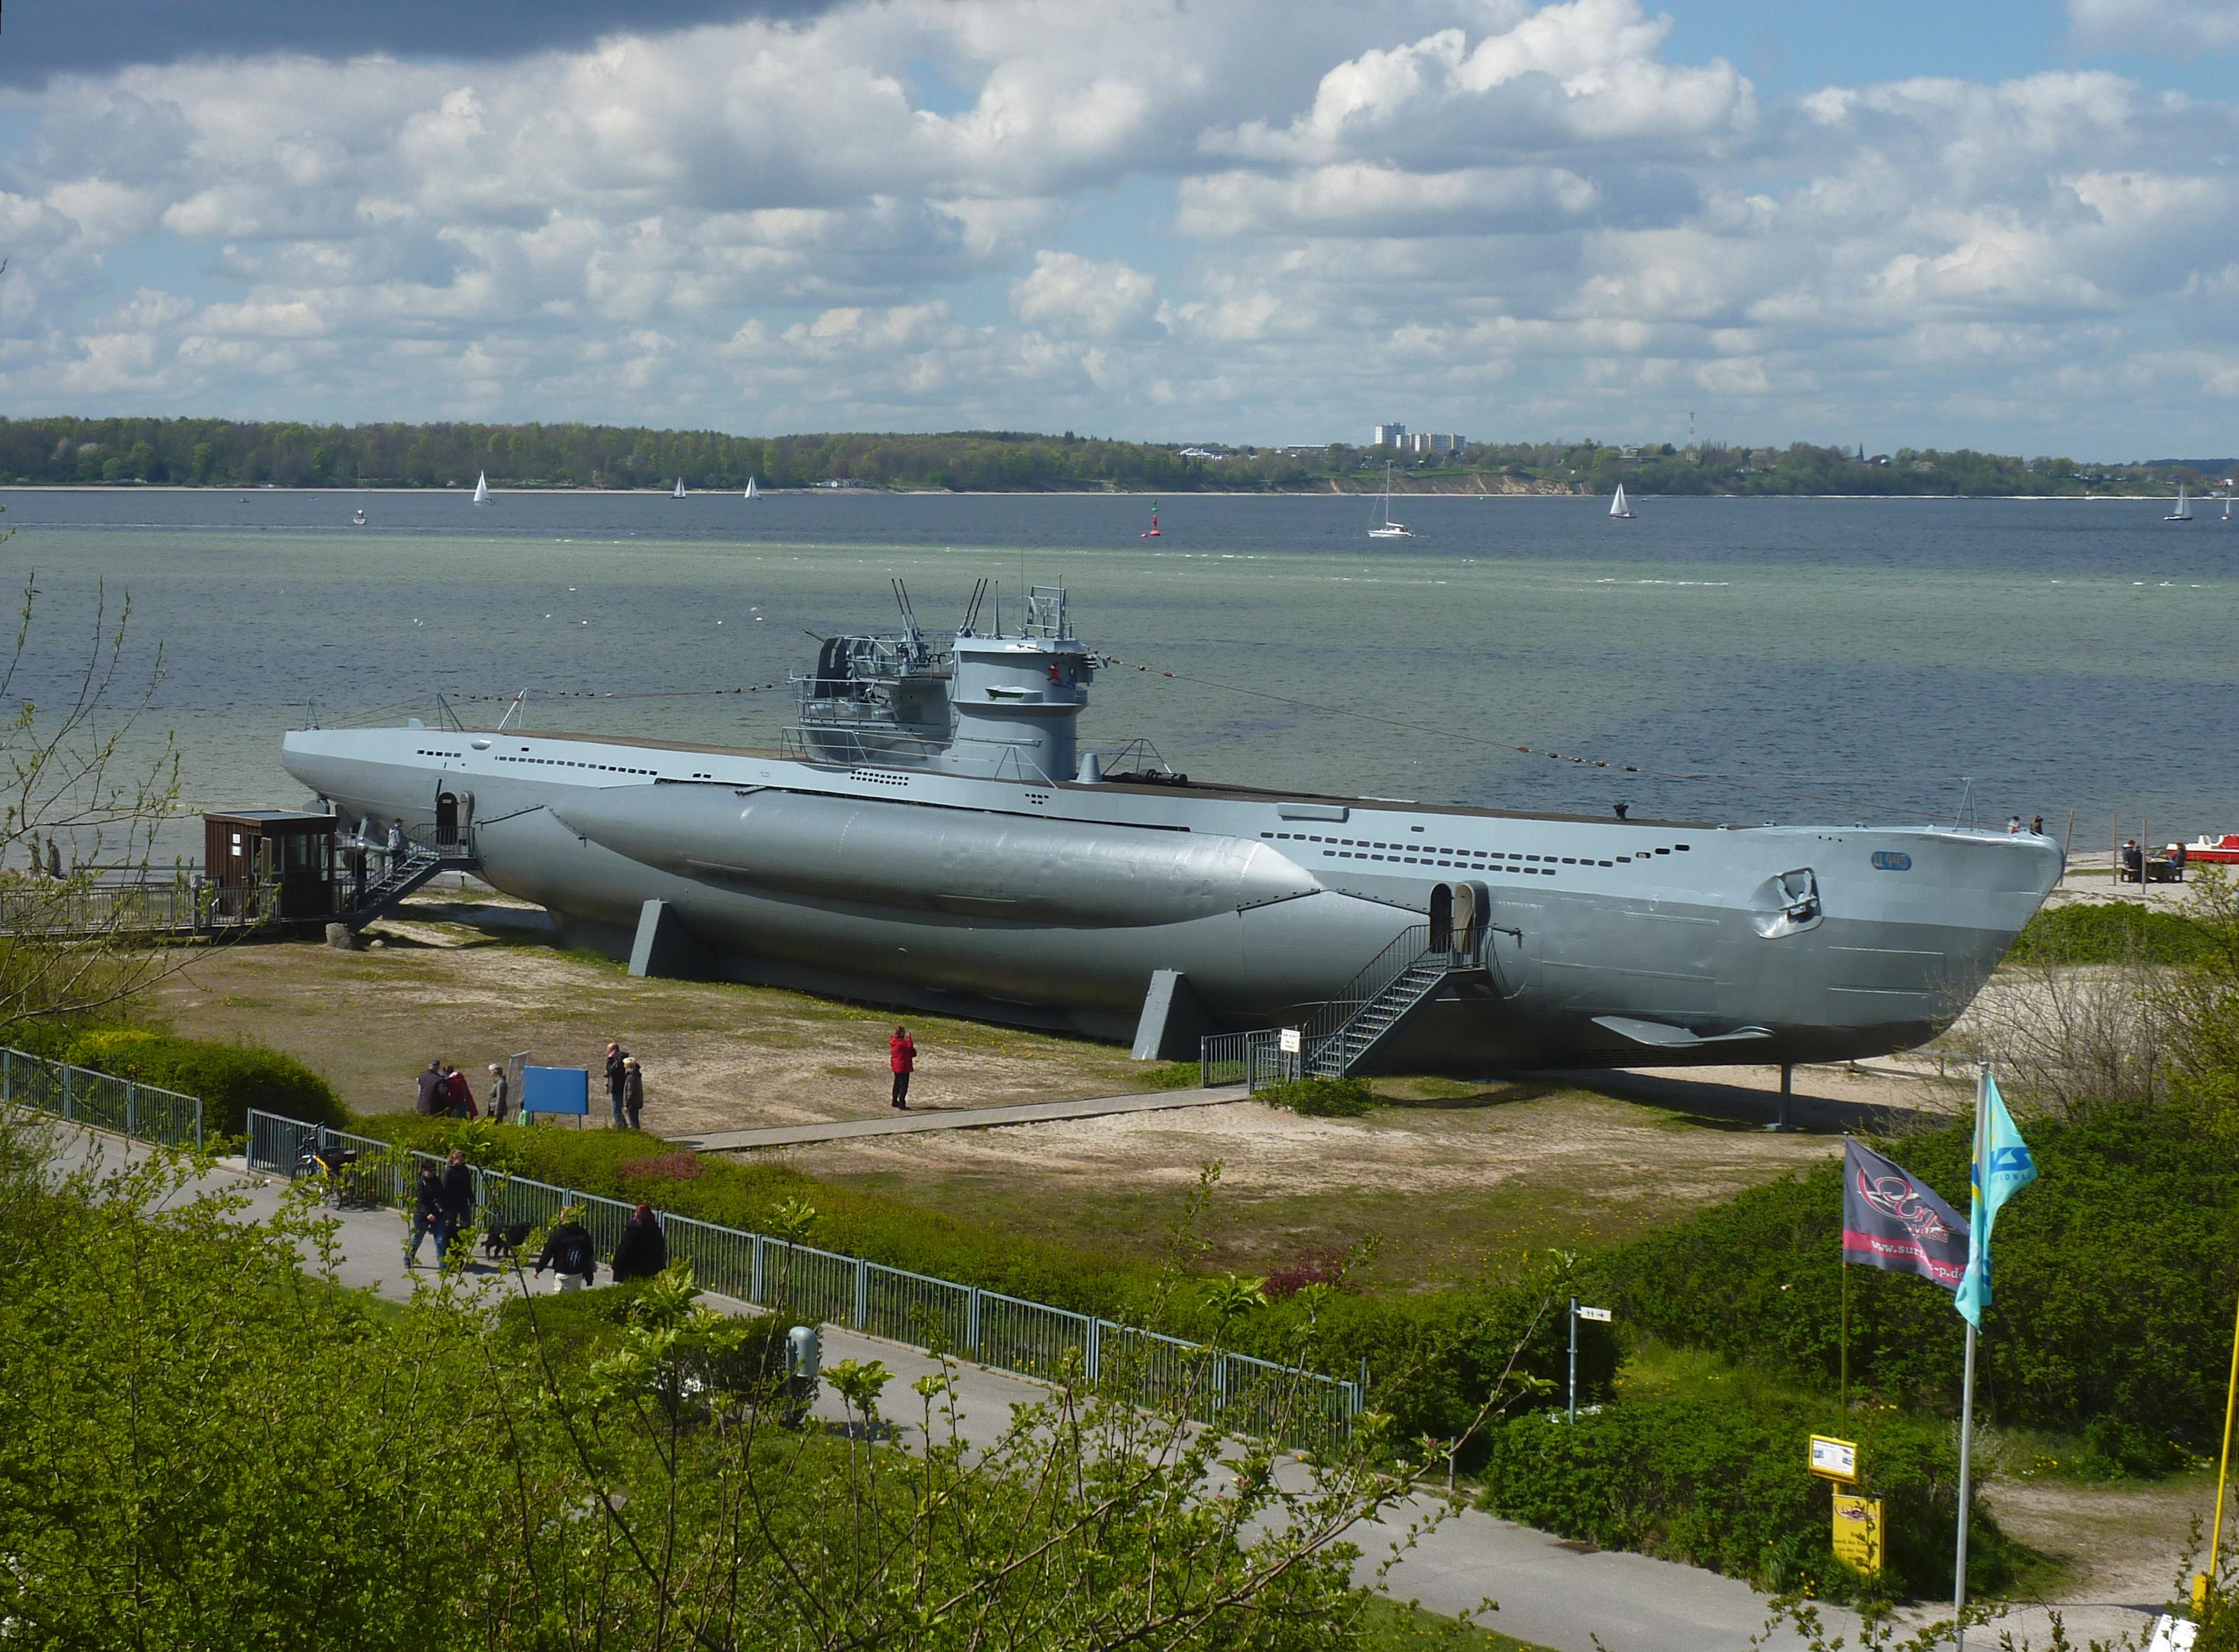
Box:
(520, 1065, 591, 1117)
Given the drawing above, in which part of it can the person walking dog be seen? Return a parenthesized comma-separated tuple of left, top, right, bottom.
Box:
(404, 1162, 445, 1268)
(888, 1025, 915, 1110)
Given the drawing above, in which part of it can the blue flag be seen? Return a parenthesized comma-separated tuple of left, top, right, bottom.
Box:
(1954, 1072, 2036, 1328)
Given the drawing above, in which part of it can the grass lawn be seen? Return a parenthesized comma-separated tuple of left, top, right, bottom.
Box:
(1358, 1597, 1546, 1649)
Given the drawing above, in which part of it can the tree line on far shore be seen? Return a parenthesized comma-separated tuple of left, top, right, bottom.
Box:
(0, 414, 2216, 496)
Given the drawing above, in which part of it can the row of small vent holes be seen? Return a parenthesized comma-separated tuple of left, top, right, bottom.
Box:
(490, 752, 664, 778)
(1261, 827, 1691, 876)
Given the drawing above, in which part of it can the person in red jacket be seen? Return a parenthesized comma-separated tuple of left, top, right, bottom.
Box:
(888, 1025, 915, 1110)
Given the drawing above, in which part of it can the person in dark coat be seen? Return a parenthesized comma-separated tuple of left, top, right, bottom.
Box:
(609, 1202, 666, 1282)
(414, 1059, 445, 1116)
(888, 1025, 915, 1110)
(404, 1162, 445, 1267)
(437, 1149, 475, 1264)
(533, 1208, 598, 1293)
(621, 1057, 643, 1130)
(604, 1041, 630, 1128)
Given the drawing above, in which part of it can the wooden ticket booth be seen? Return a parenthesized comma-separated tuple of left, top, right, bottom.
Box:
(202, 810, 337, 922)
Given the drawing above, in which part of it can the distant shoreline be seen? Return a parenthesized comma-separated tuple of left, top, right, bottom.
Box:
(0, 484, 2193, 502)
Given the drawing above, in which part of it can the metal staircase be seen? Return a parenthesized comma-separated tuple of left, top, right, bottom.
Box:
(334, 824, 477, 931)
(1198, 924, 1496, 1089)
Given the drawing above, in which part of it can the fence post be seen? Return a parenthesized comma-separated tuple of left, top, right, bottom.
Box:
(126, 1082, 137, 1143)
(1086, 1317, 1101, 1388)
(751, 1235, 763, 1304)
(1215, 1354, 1228, 1415)
(61, 1065, 72, 1123)
(3, 1048, 11, 1107)
(966, 1287, 981, 1359)
(854, 1258, 869, 1328)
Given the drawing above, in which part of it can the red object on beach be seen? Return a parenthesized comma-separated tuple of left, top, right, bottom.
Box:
(2186, 834, 2239, 864)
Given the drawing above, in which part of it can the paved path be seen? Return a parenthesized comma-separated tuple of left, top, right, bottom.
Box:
(49, 1121, 1857, 1652)
(672, 1083, 1249, 1152)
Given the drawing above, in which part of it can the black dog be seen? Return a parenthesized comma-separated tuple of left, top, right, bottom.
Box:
(482, 1220, 534, 1261)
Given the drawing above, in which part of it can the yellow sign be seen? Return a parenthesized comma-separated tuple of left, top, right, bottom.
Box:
(1832, 1493, 1885, 1575)
(1808, 1434, 1859, 1483)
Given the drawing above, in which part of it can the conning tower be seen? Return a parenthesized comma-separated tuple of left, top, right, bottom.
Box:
(791, 582, 1096, 783)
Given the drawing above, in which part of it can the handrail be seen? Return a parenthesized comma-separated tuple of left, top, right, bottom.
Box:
(3, 1046, 205, 1149)
(244, 1109, 1359, 1446)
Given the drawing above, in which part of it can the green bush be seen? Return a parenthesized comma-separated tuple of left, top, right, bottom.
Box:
(64, 1029, 348, 1134)
(1257, 1077, 1376, 1117)
(351, 1112, 1595, 1452)
(2007, 902, 2212, 966)
(1607, 1106, 2239, 1454)
(1478, 1388, 2024, 1602)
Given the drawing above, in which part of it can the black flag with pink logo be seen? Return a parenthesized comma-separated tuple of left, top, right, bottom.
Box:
(1842, 1138, 1968, 1291)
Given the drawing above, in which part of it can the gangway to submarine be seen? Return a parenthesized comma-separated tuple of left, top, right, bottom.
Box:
(1203, 881, 1510, 1088)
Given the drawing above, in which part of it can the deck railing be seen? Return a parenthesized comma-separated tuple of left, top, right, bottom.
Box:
(246, 1111, 1360, 1447)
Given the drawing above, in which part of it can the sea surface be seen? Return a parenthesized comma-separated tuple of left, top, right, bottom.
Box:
(0, 485, 2230, 863)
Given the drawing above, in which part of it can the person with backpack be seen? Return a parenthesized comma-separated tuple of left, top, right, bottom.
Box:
(533, 1208, 598, 1293)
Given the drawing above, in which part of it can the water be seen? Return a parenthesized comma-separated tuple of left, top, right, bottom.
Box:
(0, 487, 2230, 863)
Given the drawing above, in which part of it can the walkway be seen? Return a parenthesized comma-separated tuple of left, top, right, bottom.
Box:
(671, 1082, 1250, 1152)
(47, 1121, 1866, 1652)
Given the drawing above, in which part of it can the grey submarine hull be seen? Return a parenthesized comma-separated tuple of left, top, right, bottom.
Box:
(281, 723, 2063, 1075)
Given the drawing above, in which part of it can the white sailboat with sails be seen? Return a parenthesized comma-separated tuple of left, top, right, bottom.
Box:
(1368, 462, 1410, 539)
(2165, 484, 2193, 522)
(744, 477, 759, 501)
(673, 477, 688, 500)
(1609, 483, 1635, 520)
(472, 472, 490, 505)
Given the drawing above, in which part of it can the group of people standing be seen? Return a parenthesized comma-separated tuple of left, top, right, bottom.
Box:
(413, 1058, 511, 1120)
(18, 835, 64, 879)
(408, 1043, 646, 1128)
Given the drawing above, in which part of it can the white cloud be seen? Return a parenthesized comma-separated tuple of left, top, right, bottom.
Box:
(1010, 251, 1157, 337)
(2070, 0, 2239, 53)
(0, 1, 2230, 451)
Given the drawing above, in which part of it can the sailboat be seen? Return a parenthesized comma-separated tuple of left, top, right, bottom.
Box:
(1368, 463, 1410, 538)
(673, 477, 688, 500)
(472, 472, 490, 506)
(351, 507, 366, 526)
(2166, 484, 2193, 522)
(744, 477, 759, 501)
(1140, 501, 1162, 538)
(1609, 483, 1635, 520)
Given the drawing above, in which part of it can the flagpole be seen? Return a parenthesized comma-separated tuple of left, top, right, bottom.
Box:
(2202, 1286, 2239, 1610)
(1840, 1253, 1851, 1420)
(1953, 1061, 1990, 1649)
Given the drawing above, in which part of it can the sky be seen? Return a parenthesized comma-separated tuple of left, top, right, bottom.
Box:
(1, 0, 2236, 455)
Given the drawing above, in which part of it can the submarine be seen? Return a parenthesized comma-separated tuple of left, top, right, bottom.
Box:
(281, 582, 2062, 1075)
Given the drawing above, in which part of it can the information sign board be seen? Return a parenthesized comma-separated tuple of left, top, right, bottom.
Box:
(521, 1065, 591, 1117)
(1808, 1435, 1859, 1482)
(1832, 1493, 1884, 1575)
(1279, 1027, 1302, 1054)
(1576, 1306, 1612, 1323)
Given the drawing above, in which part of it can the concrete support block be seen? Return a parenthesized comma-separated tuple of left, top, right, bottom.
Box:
(1131, 968, 1214, 1062)
(628, 898, 710, 980)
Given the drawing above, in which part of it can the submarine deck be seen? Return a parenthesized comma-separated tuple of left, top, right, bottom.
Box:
(496, 725, 1725, 830)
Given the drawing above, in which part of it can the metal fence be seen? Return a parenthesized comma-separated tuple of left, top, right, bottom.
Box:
(1201, 1029, 1291, 1092)
(2, 1046, 205, 1149)
(245, 1109, 1360, 1446)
